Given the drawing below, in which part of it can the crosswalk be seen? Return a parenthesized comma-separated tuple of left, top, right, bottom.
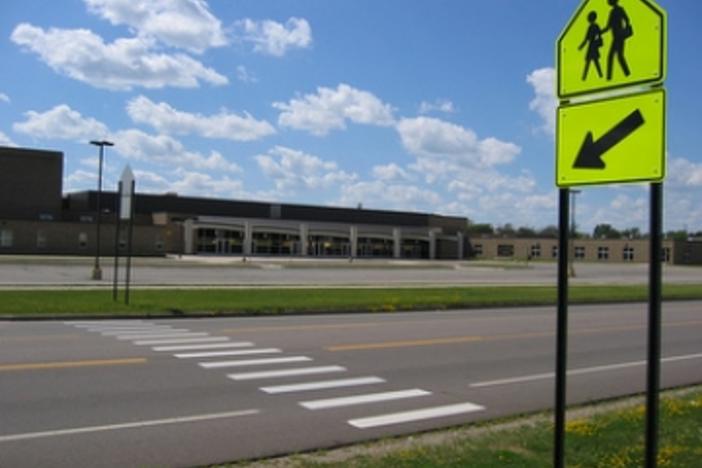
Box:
(67, 320, 485, 430)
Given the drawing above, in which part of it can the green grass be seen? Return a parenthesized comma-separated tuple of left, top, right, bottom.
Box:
(236, 388, 702, 467)
(0, 284, 701, 317)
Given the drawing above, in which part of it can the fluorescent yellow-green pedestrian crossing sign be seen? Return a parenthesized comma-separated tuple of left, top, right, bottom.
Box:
(556, 89, 665, 187)
(557, 0, 667, 99)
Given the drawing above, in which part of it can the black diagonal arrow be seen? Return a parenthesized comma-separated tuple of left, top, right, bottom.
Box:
(573, 109, 645, 169)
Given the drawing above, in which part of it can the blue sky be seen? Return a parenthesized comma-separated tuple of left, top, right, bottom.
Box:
(0, 0, 700, 233)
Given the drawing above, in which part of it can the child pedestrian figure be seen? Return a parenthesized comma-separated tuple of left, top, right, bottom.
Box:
(579, 11, 604, 81)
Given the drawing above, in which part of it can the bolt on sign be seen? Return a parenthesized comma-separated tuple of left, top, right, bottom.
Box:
(556, 0, 667, 188)
(557, 0, 667, 99)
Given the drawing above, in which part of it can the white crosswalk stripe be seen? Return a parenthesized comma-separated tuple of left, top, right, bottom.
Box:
(229, 366, 346, 381)
(134, 337, 230, 345)
(260, 377, 386, 394)
(200, 356, 311, 369)
(301, 389, 431, 410)
(348, 402, 485, 429)
(152, 342, 254, 352)
(175, 349, 281, 359)
(117, 333, 210, 341)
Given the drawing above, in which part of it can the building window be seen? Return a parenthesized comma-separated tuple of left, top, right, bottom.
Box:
(574, 246, 585, 259)
(37, 231, 47, 249)
(530, 244, 541, 258)
(597, 246, 609, 260)
(497, 244, 514, 257)
(472, 243, 483, 256)
(0, 229, 13, 248)
(623, 247, 635, 261)
(662, 247, 671, 263)
(552, 245, 559, 258)
(79, 232, 88, 249)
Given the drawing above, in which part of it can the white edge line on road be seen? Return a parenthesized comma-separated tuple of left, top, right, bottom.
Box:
(0, 409, 260, 443)
(199, 356, 311, 369)
(229, 366, 346, 381)
(301, 389, 431, 410)
(470, 352, 702, 388)
(134, 337, 230, 345)
(261, 377, 386, 394)
(175, 349, 281, 359)
(348, 402, 485, 429)
(152, 342, 254, 352)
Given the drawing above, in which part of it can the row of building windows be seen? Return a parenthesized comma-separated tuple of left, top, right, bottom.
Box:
(473, 242, 672, 262)
(0, 229, 164, 251)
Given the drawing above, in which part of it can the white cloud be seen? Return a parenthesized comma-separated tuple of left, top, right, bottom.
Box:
(13, 104, 109, 141)
(84, 0, 227, 53)
(236, 65, 258, 84)
(0, 131, 18, 147)
(113, 129, 241, 173)
(238, 17, 312, 57)
(396, 116, 520, 168)
(274, 84, 396, 136)
(339, 180, 442, 212)
(255, 146, 356, 193)
(418, 99, 455, 115)
(126, 95, 275, 141)
(0, 93, 9, 104)
(372, 163, 414, 182)
(527, 67, 557, 136)
(669, 157, 702, 187)
(11, 23, 228, 91)
(169, 170, 245, 197)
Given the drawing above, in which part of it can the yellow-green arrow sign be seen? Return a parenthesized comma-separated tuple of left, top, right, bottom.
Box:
(556, 89, 665, 187)
(557, 0, 667, 99)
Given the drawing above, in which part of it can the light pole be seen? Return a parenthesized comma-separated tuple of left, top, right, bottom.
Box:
(90, 140, 114, 280)
(569, 189, 581, 277)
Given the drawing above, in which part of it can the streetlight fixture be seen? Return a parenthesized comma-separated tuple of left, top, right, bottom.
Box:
(90, 140, 114, 280)
(569, 189, 581, 278)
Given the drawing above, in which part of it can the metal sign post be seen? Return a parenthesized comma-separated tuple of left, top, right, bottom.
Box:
(124, 178, 135, 305)
(555, 1, 667, 466)
(554, 188, 570, 468)
(117, 166, 135, 305)
(646, 182, 663, 468)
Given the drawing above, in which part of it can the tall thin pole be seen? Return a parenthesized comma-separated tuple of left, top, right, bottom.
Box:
(124, 180, 135, 305)
(554, 187, 570, 468)
(645, 182, 663, 468)
(90, 140, 113, 280)
(112, 181, 122, 302)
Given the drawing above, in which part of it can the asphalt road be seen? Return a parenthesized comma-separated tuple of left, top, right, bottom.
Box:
(1, 301, 701, 467)
(0, 257, 701, 287)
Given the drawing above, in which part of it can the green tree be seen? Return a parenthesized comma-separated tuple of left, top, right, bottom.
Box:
(467, 223, 494, 236)
(538, 225, 560, 238)
(593, 223, 622, 239)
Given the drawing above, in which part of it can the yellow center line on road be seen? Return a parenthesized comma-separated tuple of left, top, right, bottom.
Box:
(0, 358, 148, 372)
(219, 314, 557, 334)
(327, 336, 484, 351)
(327, 320, 702, 352)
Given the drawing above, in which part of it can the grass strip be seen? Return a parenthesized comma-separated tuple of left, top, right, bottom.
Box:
(229, 387, 702, 467)
(0, 284, 701, 317)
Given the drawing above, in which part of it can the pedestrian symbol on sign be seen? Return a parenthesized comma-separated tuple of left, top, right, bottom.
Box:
(579, 0, 634, 83)
(557, 0, 665, 99)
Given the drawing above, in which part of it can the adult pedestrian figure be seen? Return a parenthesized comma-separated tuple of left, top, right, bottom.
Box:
(578, 11, 604, 81)
(603, 0, 633, 80)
